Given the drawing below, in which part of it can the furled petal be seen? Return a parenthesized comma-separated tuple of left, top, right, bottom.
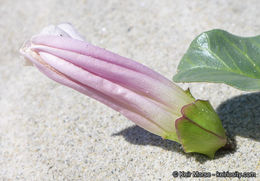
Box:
(20, 48, 169, 137)
(20, 23, 193, 138)
(31, 45, 194, 114)
(20, 23, 227, 158)
(38, 52, 179, 133)
(32, 35, 192, 102)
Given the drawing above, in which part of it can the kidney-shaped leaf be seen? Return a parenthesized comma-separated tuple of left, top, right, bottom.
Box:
(173, 29, 260, 90)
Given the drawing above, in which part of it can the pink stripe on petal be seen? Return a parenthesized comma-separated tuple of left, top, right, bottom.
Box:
(32, 56, 168, 137)
(32, 45, 193, 114)
(32, 35, 184, 90)
(39, 52, 178, 133)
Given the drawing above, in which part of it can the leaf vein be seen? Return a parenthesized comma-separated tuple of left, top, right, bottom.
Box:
(220, 33, 260, 72)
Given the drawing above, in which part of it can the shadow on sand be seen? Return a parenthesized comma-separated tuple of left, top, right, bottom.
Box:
(113, 92, 260, 163)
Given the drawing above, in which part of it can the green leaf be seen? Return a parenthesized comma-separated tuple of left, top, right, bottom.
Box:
(175, 100, 227, 158)
(173, 29, 260, 90)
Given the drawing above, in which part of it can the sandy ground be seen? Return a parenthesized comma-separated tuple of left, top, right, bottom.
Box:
(0, 0, 259, 180)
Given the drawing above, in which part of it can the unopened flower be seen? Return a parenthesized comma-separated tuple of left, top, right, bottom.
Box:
(20, 23, 227, 158)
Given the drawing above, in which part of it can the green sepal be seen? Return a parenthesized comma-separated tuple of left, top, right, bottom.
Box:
(175, 100, 227, 158)
(184, 88, 194, 99)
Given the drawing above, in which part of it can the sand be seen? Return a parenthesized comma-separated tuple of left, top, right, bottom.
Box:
(0, 0, 259, 180)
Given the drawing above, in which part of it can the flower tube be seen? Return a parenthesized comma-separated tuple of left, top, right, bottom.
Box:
(20, 23, 227, 158)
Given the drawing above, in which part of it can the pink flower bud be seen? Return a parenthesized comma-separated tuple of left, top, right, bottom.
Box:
(20, 23, 226, 158)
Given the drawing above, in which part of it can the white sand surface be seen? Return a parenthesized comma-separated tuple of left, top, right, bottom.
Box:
(0, 0, 259, 180)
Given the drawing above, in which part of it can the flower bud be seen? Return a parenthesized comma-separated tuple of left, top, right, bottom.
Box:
(20, 23, 227, 158)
